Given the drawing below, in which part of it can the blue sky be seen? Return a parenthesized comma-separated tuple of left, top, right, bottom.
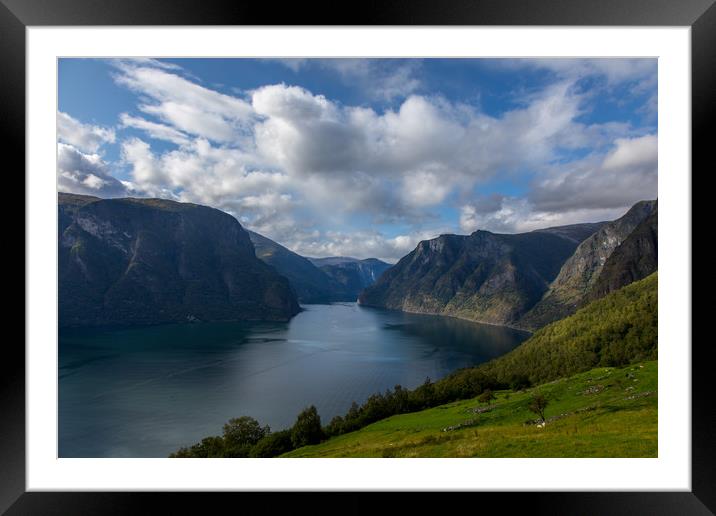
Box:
(57, 58, 657, 262)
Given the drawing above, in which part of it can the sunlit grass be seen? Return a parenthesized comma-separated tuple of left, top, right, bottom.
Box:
(282, 361, 657, 458)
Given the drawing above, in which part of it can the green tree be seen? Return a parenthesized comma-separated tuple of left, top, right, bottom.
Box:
(528, 393, 548, 422)
(222, 416, 270, 457)
(249, 430, 294, 457)
(291, 405, 323, 448)
(170, 436, 225, 458)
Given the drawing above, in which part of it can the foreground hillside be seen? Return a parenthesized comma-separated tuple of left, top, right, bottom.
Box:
(283, 360, 657, 458)
(59, 193, 300, 327)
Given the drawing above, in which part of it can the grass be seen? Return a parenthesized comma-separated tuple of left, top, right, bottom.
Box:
(282, 360, 657, 458)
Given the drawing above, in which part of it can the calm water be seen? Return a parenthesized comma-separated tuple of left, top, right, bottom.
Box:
(59, 303, 528, 457)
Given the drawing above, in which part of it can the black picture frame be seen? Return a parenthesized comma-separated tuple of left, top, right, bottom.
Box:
(4, 0, 712, 513)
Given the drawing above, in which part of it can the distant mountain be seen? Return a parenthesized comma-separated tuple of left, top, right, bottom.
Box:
(583, 207, 657, 304)
(358, 227, 588, 327)
(309, 257, 392, 300)
(532, 221, 608, 244)
(517, 200, 657, 330)
(58, 193, 300, 327)
(247, 231, 351, 303)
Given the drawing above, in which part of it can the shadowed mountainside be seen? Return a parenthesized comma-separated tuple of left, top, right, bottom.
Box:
(59, 193, 300, 327)
(358, 227, 589, 327)
(517, 200, 656, 330)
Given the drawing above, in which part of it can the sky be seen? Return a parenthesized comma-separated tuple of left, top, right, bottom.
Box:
(57, 58, 657, 263)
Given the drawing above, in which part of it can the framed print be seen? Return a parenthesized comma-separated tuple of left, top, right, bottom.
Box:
(4, 0, 713, 513)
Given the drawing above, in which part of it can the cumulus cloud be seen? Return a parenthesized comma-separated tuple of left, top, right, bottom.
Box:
(57, 111, 115, 153)
(57, 143, 128, 197)
(529, 133, 657, 212)
(459, 134, 657, 234)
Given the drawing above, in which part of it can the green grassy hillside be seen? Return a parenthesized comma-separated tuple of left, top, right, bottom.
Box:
(479, 272, 657, 386)
(283, 360, 657, 458)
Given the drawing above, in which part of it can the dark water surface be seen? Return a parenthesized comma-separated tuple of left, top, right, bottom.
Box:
(59, 303, 528, 457)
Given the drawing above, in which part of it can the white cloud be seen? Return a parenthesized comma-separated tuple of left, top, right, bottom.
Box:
(61, 60, 657, 261)
(57, 143, 128, 197)
(113, 62, 254, 143)
(119, 113, 191, 146)
(602, 134, 658, 170)
(529, 133, 657, 212)
(273, 58, 422, 101)
(57, 111, 115, 153)
(459, 134, 657, 234)
(282, 228, 449, 264)
(506, 58, 657, 86)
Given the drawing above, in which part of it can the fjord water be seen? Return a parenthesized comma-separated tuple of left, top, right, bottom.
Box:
(59, 303, 528, 457)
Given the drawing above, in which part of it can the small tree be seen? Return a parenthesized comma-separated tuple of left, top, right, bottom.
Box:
(222, 416, 270, 457)
(528, 393, 548, 422)
(478, 388, 495, 405)
(291, 405, 323, 448)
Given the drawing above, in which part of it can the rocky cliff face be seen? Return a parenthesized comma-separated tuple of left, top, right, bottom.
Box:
(583, 207, 657, 304)
(517, 200, 657, 330)
(59, 193, 300, 327)
(358, 229, 581, 326)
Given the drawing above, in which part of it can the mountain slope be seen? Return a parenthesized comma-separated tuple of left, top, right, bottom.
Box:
(310, 257, 392, 300)
(358, 229, 581, 326)
(583, 209, 658, 304)
(480, 272, 657, 386)
(517, 200, 657, 330)
(59, 193, 300, 327)
(247, 231, 351, 303)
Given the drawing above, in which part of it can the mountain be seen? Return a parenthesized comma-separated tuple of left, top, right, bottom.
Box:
(583, 207, 658, 304)
(517, 200, 657, 330)
(358, 227, 589, 326)
(58, 193, 300, 327)
(247, 230, 351, 303)
(309, 257, 393, 300)
(532, 221, 607, 244)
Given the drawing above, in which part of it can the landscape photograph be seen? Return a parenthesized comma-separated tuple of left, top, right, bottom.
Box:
(57, 57, 658, 459)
